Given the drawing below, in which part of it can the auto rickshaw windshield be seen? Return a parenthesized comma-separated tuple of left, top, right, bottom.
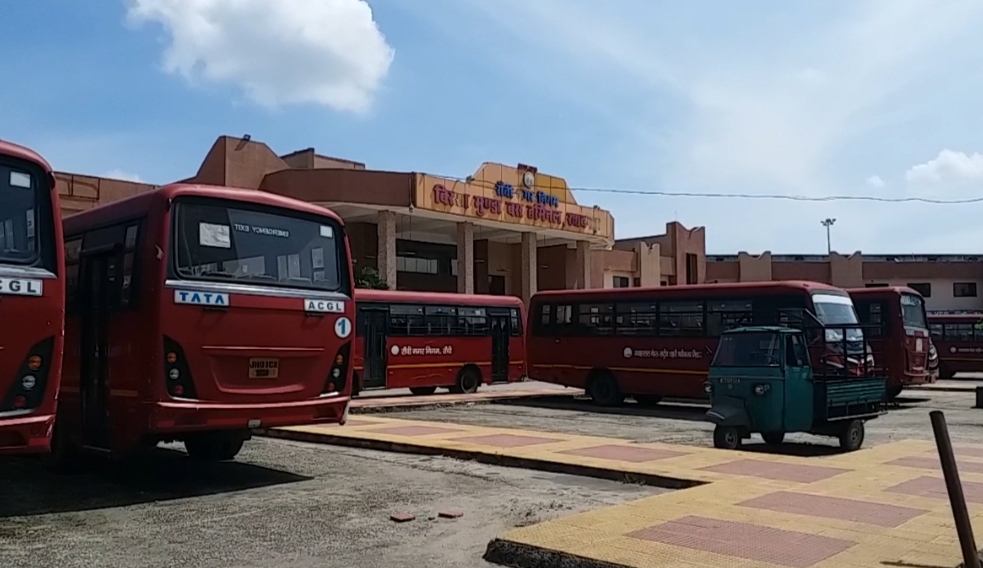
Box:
(711, 332, 782, 367)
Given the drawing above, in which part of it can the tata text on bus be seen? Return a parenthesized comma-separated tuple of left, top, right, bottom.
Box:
(353, 289, 525, 396)
(528, 281, 874, 406)
(54, 184, 354, 462)
(0, 140, 65, 454)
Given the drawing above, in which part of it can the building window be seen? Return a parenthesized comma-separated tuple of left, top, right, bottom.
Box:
(633, 277, 641, 287)
(907, 283, 931, 298)
(396, 256, 438, 275)
(864, 283, 888, 288)
(954, 282, 978, 298)
(612, 276, 630, 288)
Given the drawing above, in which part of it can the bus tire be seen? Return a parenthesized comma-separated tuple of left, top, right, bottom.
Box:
(451, 366, 482, 394)
(587, 371, 623, 407)
(939, 363, 954, 380)
(713, 426, 741, 450)
(351, 372, 361, 397)
(185, 432, 245, 461)
(762, 432, 785, 446)
(409, 386, 438, 396)
(40, 418, 77, 472)
(886, 385, 903, 401)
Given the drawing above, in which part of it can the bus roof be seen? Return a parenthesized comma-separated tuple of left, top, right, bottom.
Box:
(927, 313, 983, 322)
(530, 280, 847, 302)
(846, 286, 922, 298)
(63, 183, 345, 235)
(0, 139, 53, 173)
(355, 289, 524, 308)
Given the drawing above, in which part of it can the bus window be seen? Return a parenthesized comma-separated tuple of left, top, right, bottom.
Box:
(900, 294, 928, 330)
(578, 303, 614, 335)
(930, 323, 943, 339)
(659, 301, 704, 337)
(615, 301, 658, 336)
(706, 299, 753, 337)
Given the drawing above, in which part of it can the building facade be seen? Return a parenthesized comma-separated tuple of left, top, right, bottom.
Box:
(707, 252, 983, 313)
(53, 135, 708, 301)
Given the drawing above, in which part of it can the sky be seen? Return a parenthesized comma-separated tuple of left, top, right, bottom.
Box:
(2, 0, 983, 254)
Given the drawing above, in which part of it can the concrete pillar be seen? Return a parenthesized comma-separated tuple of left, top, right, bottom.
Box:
(520, 232, 537, 304)
(456, 222, 474, 294)
(377, 211, 397, 288)
(574, 241, 591, 289)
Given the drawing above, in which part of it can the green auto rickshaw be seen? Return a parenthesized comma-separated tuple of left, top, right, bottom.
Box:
(705, 326, 886, 452)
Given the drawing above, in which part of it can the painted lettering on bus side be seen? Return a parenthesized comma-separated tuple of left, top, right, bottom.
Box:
(174, 290, 230, 306)
(390, 344, 453, 356)
(305, 299, 345, 313)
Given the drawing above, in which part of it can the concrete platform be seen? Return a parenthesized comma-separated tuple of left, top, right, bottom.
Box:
(350, 383, 582, 413)
(908, 380, 983, 393)
(268, 416, 983, 568)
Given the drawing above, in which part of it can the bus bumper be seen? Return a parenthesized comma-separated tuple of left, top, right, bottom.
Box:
(146, 395, 351, 434)
(0, 413, 55, 455)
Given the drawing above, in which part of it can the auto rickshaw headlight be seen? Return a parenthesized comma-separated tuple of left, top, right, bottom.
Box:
(753, 384, 770, 396)
(704, 382, 713, 394)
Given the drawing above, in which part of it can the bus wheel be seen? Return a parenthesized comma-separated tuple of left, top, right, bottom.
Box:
(41, 419, 77, 472)
(185, 432, 245, 461)
(588, 372, 623, 407)
(633, 395, 663, 407)
(886, 385, 903, 401)
(940, 364, 954, 380)
(410, 386, 438, 396)
(452, 367, 482, 394)
(762, 432, 785, 446)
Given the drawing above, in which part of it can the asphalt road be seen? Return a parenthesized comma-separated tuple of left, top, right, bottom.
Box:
(0, 437, 659, 568)
(394, 389, 983, 454)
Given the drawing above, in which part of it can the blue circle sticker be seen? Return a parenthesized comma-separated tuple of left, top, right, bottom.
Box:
(334, 316, 352, 338)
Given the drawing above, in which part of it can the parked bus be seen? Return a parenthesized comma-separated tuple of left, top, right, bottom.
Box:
(0, 140, 65, 454)
(54, 184, 354, 462)
(353, 289, 525, 396)
(928, 313, 983, 379)
(527, 281, 872, 406)
(848, 287, 933, 399)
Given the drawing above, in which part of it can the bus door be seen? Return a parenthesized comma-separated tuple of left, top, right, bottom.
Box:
(489, 308, 511, 383)
(360, 306, 389, 389)
(78, 252, 117, 450)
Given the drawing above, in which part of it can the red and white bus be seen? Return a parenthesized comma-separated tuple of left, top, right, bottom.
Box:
(55, 184, 354, 462)
(353, 290, 525, 396)
(848, 287, 934, 398)
(0, 140, 65, 454)
(527, 281, 872, 406)
(928, 313, 983, 379)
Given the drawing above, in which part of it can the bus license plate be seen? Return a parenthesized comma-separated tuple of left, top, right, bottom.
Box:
(249, 358, 279, 379)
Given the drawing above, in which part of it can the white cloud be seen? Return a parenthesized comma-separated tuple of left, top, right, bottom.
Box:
(126, 0, 394, 113)
(866, 175, 885, 188)
(906, 149, 983, 185)
(104, 169, 145, 182)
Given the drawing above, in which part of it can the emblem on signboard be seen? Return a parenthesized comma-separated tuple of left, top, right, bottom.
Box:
(522, 171, 535, 189)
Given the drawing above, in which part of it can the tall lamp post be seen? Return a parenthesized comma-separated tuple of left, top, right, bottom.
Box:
(821, 218, 836, 254)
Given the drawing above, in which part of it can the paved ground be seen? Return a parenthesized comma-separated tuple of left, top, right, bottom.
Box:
(0, 436, 658, 568)
(387, 389, 983, 451)
(272, 414, 983, 568)
(352, 381, 577, 412)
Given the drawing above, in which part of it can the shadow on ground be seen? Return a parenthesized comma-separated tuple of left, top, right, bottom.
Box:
(0, 446, 310, 518)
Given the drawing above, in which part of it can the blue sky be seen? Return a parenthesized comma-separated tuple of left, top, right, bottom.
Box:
(3, 0, 983, 254)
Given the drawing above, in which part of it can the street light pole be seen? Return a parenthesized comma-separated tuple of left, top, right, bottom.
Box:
(821, 218, 836, 254)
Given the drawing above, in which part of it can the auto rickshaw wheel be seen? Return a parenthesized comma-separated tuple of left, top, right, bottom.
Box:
(762, 432, 785, 446)
(838, 420, 865, 452)
(713, 426, 742, 450)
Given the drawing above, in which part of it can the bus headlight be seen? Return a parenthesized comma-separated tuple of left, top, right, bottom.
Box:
(754, 384, 770, 396)
(704, 382, 713, 394)
(21, 375, 37, 391)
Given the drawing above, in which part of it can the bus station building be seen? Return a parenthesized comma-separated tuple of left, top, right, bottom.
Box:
(52, 135, 707, 302)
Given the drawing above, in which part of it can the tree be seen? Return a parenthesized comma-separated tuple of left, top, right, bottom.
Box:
(355, 266, 389, 290)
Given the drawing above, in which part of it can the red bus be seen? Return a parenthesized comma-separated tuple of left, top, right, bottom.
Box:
(848, 287, 933, 398)
(55, 184, 354, 462)
(527, 281, 872, 406)
(928, 313, 983, 379)
(352, 290, 525, 396)
(0, 140, 65, 454)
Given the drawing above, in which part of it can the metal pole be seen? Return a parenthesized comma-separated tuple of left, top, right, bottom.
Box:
(930, 410, 981, 568)
(826, 225, 831, 255)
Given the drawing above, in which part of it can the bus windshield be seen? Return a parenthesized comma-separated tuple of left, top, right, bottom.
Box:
(0, 164, 39, 264)
(712, 332, 782, 367)
(173, 200, 343, 291)
(901, 294, 928, 330)
(812, 292, 863, 342)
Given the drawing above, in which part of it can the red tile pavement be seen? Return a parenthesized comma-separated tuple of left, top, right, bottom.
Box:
(886, 476, 983, 504)
(350, 388, 576, 409)
(922, 446, 983, 460)
(738, 491, 928, 527)
(556, 444, 686, 463)
(452, 434, 563, 448)
(628, 515, 855, 568)
(699, 459, 848, 483)
(366, 425, 463, 437)
(888, 456, 983, 475)
(338, 418, 383, 427)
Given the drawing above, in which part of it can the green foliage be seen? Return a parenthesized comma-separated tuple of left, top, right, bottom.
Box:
(355, 266, 389, 290)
